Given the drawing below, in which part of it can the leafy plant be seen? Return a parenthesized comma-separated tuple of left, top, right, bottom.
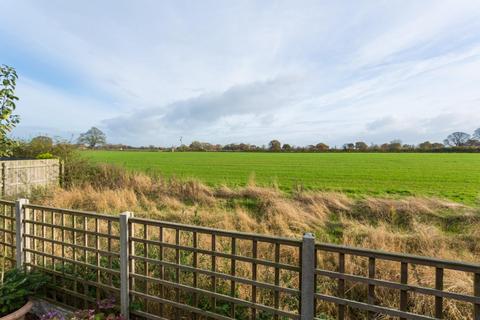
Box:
(42, 298, 124, 320)
(36, 152, 54, 159)
(0, 268, 49, 316)
(0, 65, 20, 157)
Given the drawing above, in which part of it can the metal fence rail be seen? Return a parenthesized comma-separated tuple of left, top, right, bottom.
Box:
(314, 243, 480, 320)
(0, 198, 479, 320)
(21, 203, 122, 310)
(128, 217, 302, 320)
(0, 200, 16, 269)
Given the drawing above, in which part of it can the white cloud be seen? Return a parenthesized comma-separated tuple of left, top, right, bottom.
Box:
(1, 0, 480, 146)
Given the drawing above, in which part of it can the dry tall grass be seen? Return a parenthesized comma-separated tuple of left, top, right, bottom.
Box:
(29, 166, 480, 319)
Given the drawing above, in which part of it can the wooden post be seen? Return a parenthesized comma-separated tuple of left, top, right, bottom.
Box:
(119, 212, 131, 320)
(59, 160, 64, 188)
(301, 233, 315, 320)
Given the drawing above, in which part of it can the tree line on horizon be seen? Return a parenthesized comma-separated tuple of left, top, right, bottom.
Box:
(77, 127, 480, 153)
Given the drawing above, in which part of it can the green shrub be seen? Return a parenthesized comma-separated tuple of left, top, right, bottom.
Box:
(0, 268, 48, 316)
(36, 152, 54, 159)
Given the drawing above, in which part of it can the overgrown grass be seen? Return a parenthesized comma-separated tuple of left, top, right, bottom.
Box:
(27, 162, 480, 319)
(83, 151, 480, 204)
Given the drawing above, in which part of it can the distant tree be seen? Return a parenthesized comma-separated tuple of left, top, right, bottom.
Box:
(444, 132, 470, 147)
(343, 143, 355, 151)
(388, 140, 402, 151)
(268, 140, 281, 152)
(431, 143, 444, 149)
(315, 143, 329, 151)
(355, 141, 368, 151)
(465, 139, 480, 147)
(282, 143, 292, 151)
(31, 136, 53, 147)
(473, 128, 480, 140)
(0, 65, 20, 157)
(78, 127, 107, 148)
(29, 136, 53, 156)
(418, 141, 432, 150)
(380, 143, 389, 151)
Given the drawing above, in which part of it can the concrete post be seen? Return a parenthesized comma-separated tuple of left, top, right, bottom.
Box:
(301, 233, 315, 319)
(15, 198, 29, 269)
(119, 212, 132, 319)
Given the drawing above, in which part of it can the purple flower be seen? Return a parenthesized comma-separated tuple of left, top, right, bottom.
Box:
(73, 309, 95, 320)
(97, 297, 116, 310)
(41, 310, 65, 320)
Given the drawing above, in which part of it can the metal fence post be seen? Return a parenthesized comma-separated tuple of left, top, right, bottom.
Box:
(120, 212, 132, 320)
(301, 233, 315, 319)
(474, 272, 479, 320)
(15, 198, 29, 269)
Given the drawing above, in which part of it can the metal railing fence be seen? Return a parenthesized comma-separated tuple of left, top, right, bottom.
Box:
(0, 198, 478, 320)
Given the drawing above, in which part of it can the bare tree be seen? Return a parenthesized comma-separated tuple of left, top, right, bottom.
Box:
(444, 132, 470, 147)
(473, 128, 480, 140)
(78, 127, 107, 148)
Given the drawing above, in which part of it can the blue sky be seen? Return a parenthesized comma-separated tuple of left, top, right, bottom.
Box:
(1, 0, 480, 147)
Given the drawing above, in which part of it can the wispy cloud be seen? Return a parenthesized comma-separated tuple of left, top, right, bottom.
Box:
(1, 0, 479, 146)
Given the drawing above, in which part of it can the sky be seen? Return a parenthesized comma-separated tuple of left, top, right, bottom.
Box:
(1, 0, 480, 147)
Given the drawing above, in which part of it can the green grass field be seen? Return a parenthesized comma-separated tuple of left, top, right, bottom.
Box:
(83, 151, 480, 204)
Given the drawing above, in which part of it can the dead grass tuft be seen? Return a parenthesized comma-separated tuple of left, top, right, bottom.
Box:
(30, 170, 480, 320)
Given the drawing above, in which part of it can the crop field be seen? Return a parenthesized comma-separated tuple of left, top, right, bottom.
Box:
(83, 151, 480, 204)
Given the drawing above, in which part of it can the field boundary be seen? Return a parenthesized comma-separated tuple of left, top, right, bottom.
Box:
(1, 199, 479, 319)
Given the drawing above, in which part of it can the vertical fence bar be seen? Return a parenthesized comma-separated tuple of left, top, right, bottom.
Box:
(211, 234, 217, 312)
(192, 231, 198, 320)
(120, 212, 131, 320)
(400, 262, 408, 320)
(231, 237, 237, 319)
(15, 198, 29, 269)
(338, 252, 345, 320)
(474, 273, 480, 320)
(301, 233, 315, 320)
(251, 239, 258, 319)
(274, 242, 280, 320)
(435, 267, 444, 319)
(368, 257, 376, 319)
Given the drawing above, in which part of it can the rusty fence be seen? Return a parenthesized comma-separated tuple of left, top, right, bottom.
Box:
(0, 198, 479, 320)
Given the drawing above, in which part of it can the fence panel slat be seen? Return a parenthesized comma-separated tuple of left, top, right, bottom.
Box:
(4, 199, 480, 320)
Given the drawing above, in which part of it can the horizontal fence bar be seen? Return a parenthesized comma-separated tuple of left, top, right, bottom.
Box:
(315, 293, 436, 320)
(28, 263, 121, 293)
(130, 217, 303, 246)
(131, 290, 235, 320)
(26, 234, 120, 257)
(23, 204, 119, 221)
(23, 219, 120, 240)
(3, 199, 480, 320)
(0, 200, 16, 205)
(130, 274, 299, 318)
(24, 248, 121, 275)
(131, 236, 300, 272)
(130, 256, 300, 296)
(315, 269, 480, 304)
(316, 243, 480, 273)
